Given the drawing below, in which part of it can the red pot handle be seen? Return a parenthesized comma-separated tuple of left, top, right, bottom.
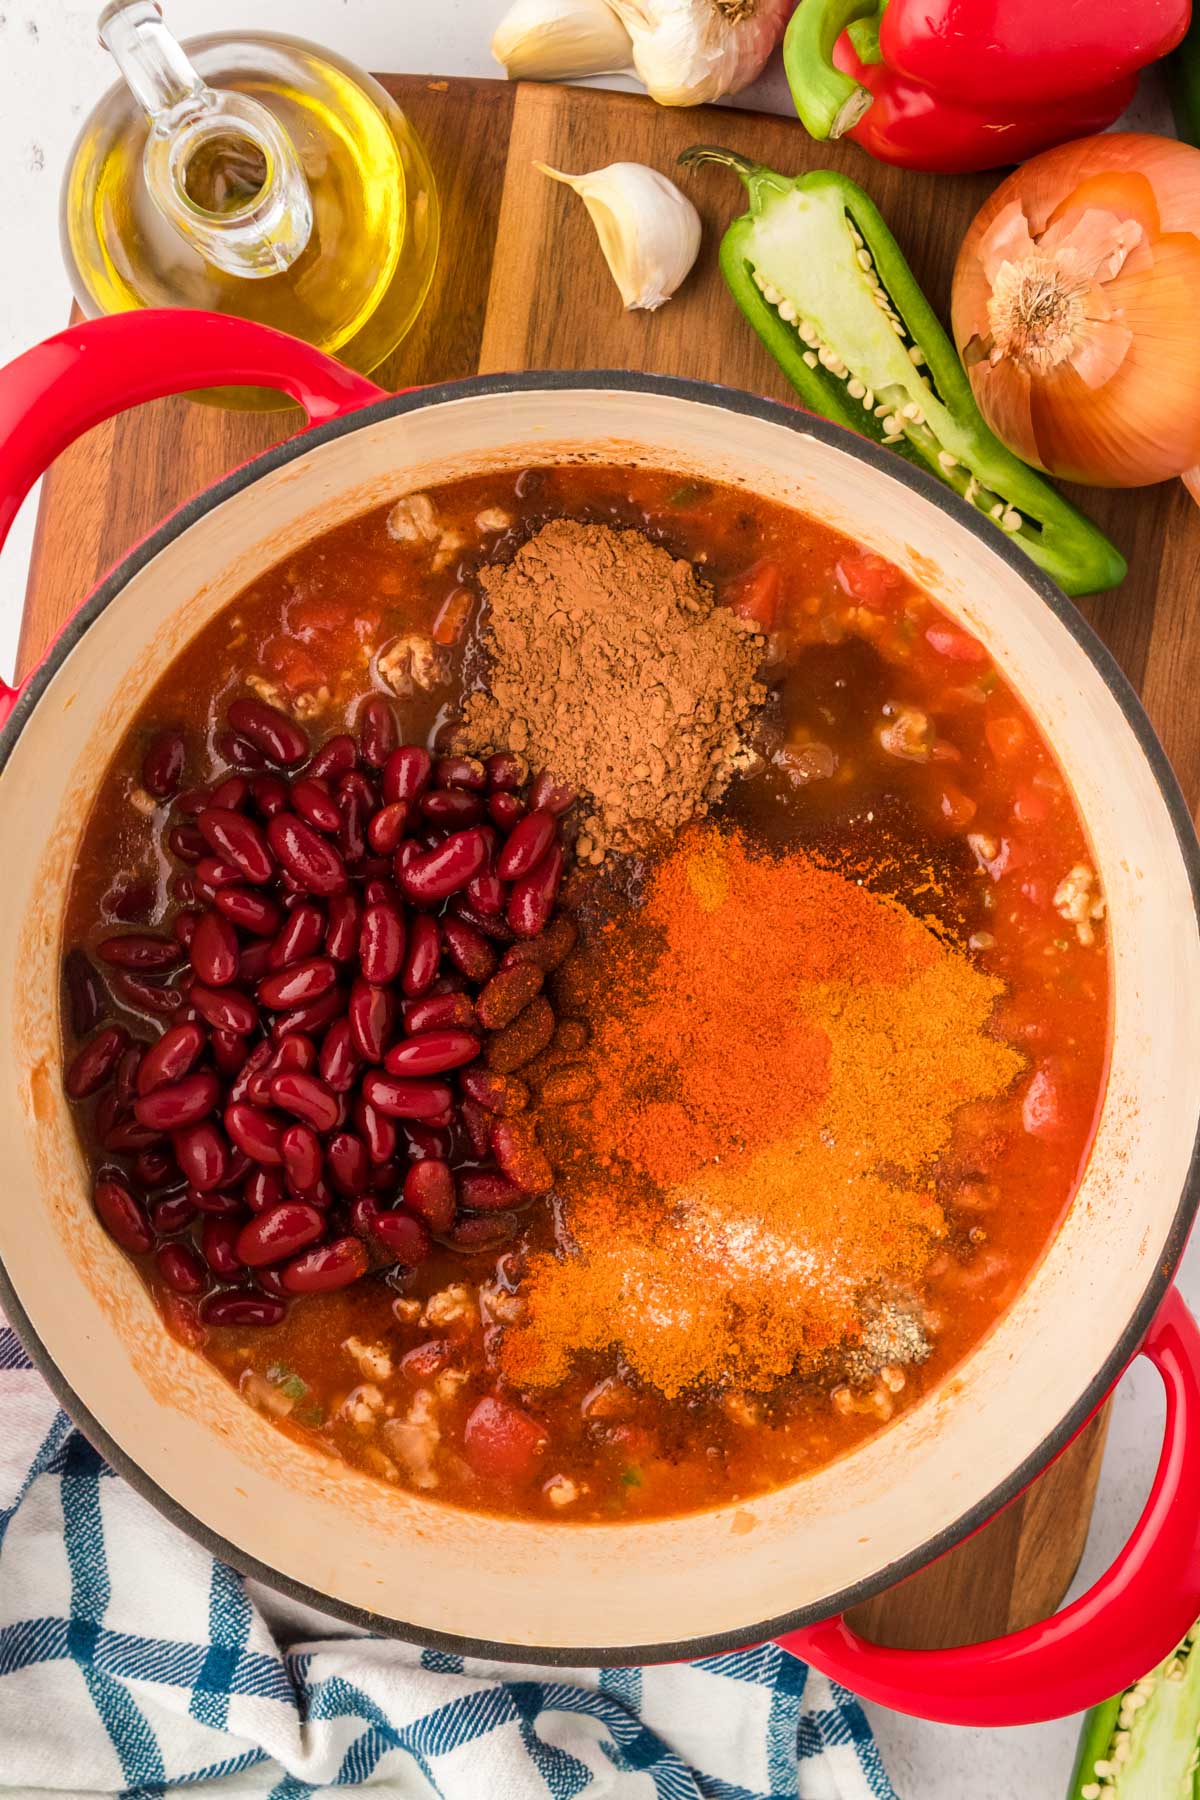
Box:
(778, 1285, 1200, 1725)
(0, 308, 385, 728)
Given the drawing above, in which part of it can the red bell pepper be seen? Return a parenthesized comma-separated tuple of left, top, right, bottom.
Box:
(784, 0, 1191, 173)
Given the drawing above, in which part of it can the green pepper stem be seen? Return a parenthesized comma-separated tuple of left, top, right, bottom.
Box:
(784, 0, 879, 141)
(678, 145, 759, 180)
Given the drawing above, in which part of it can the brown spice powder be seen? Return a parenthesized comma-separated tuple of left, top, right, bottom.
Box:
(453, 520, 767, 857)
(502, 826, 1025, 1398)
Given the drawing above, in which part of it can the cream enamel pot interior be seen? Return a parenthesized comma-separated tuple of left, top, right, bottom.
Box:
(2, 313, 1200, 1729)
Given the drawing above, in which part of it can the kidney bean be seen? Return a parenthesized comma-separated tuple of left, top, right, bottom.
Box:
(201, 1292, 286, 1328)
(236, 1197, 325, 1267)
(289, 777, 340, 835)
(227, 697, 309, 767)
(94, 1174, 153, 1254)
(65, 1025, 129, 1099)
(355, 1097, 398, 1165)
(528, 771, 576, 816)
(367, 800, 409, 855)
(280, 1122, 323, 1195)
(399, 914, 440, 998)
(189, 1190, 240, 1223)
(446, 1212, 520, 1252)
(209, 775, 251, 813)
(215, 729, 268, 772)
(306, 737, 354, 785)
(403, 992, 477, 1035)
(187, 910, 237, 987)
(169, 821, 209, 866)
(188, 984, 255, 1036)
(267, 900, 325, 971)
(96, 933, 183, 973)
(420, 788, 484, 826)
(348, 978, 395, 1063)
(318, 1017, 359, 1094)
(358, 901, 405, 986)
(458, 1170, 530, 1212)
(225, 1103, 284, 1166)
(403, 1158, 456, 1233)
(504, 917, 576, 977)
(460, 1067, 530, 1117)
(267, 814, 348, 896)
(64, 949, 107, 1037)
(134, 1146, 175, 1189)
(325, 892, 361, 963)
(258, 956, 336, 1011)
(449, 897, 516, 943)
(459, 1098, 493, 1160)
(485, 751, 528, 793)
(508, 845, 564, 940)
(271, 989, 345, 1040)
(348, 1194, 383, 1237)
(385, 1030, 480, 1079)
(156, 1241, 207, 1296)
(243, 1167, 285, 1215)
(172, 876, 202, 911)
(370, 1156, 408, 1192)
(195, 857, 243, 894)
(208, 1032, 245, 1080)
(171, 1119, 227, 1189)
(324, 1130, 368, 1197)
(250, 775, 290, 819)
(269, 1033, 317, 1076)
(476, 964, 544, 1033)
(485, 995, 556, 1074)
(355, 695, 398, 769)
(398, 829, 487, 906)
(441, 917, 497, 984)
(202, 1215, 245, 1277)
(496, 811, 556, 882)
(212, 887, 278, 939)
(225, 1039, 268, 1104)
(281, 1235, 368, 1293)
(151, 1191, 198, 1233)
(136, 1022, 205, 1097)
(270, 1070, 340, 1134)
(371, 1209, 431, 1265)
(432, 755, 482, 792)
(105, 1115, 168, 1153)
(361, 1073, 453, 1122)
(133, 1070, 220, 1131)
(197, 807, 274, 885)
(382, 745, 432, 804)
(491, 1119, 554, 1194)
(169, 913, 198, 951)
(140, 728, 186, 800)
(465, 869, 505, 917)
(487, 792, 525, 831)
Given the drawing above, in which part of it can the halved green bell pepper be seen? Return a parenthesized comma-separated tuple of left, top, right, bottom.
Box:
(1066, 1626, 1200, 1798)
(679, 146, 1127, 598)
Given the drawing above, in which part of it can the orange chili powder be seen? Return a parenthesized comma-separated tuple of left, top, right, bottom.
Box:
(502, 824, 1024, 1398)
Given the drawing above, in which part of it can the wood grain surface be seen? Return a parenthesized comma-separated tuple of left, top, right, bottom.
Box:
(20, 73, 1178, 1653)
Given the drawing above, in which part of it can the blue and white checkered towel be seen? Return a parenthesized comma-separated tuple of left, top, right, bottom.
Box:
(0, 1313, 897, 1799)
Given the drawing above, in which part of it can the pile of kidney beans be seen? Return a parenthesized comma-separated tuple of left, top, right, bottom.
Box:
(62, 694, 579, 1331)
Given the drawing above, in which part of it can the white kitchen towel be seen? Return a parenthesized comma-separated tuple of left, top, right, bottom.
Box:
(0, 1313, 898, 1799)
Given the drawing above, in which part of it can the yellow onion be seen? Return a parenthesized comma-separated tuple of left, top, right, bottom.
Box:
(951, 133, 1200, 493)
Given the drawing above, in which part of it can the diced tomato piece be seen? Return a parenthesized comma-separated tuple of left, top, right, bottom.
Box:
(925, 623, 990, 664)
(985, 716, 1027, 760)
(1013, 785, 1051, 824)
(939, 784, 977, 827)
(1022, 1068, 1063, 1138)
(433, 588, 473, 647)
(726, 561, 782, 631)
(290, 595, 355, 638)
(835, 551, 901, 607)
(463, 1394, 549, 1481)
(262, 634, 325, 692)
(1019, 876, 1050, 908)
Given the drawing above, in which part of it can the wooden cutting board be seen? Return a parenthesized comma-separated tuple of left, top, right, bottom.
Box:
(25, 71, 1185, 1654)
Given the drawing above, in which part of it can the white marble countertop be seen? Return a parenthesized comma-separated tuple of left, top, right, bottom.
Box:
(1, 5, 1196, 1796)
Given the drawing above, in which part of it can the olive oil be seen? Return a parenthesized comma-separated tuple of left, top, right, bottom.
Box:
(61, 8, 440, 400)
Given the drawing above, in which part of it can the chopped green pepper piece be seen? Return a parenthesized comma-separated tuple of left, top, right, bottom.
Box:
(1067, 1627, 1200, 1798)
(679, 146, 1127, 599)
(620, 1465, 643, 1487)
(267, 1362, 308, 1401)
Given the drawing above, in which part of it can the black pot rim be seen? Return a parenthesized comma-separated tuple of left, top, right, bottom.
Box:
(3, 367, 1198, 1667)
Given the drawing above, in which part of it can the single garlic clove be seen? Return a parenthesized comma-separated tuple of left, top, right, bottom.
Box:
(538, 161, 702, 311)
(606, 0, 792, 107)
(492, 0, 634, 82)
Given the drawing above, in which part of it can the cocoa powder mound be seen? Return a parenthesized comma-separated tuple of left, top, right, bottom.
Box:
(454, 520, 767, 857)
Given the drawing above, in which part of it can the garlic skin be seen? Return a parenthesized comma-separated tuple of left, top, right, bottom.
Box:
(492, 0, 634, 82)
(606, 0, 792, 106)
(538, 162, 701, 311)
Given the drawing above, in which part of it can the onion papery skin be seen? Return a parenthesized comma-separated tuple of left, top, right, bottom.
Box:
(952, 134, 1200, 489)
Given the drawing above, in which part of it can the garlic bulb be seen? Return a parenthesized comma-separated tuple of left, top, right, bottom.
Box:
(606, 0, 792, 105)
(492, 0, 634, 82)
(538, 162, 701, 310)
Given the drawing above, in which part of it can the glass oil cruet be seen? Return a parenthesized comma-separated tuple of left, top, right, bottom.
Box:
(60, 2, 441, 398)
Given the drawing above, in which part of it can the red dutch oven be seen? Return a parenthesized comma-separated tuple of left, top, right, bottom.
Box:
(1, 311, 1199, 1728)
